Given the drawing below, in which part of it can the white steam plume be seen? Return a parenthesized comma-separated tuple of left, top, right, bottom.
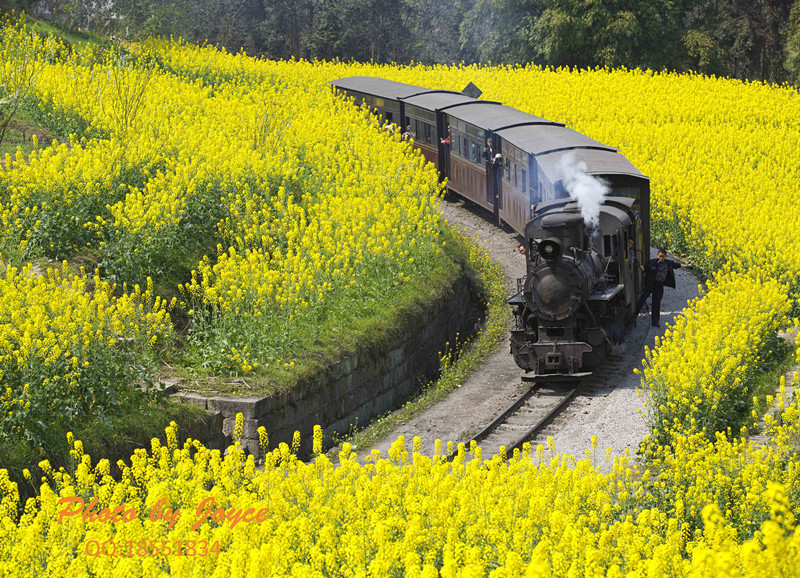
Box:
(557, 152, 609, 228)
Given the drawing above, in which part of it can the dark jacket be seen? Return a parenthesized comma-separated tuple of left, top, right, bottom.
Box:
(643, 258, 681, 289)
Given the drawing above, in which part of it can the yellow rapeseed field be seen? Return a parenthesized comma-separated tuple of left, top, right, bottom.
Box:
(1, 415, 799, 576)
(1, 22, 800, 575)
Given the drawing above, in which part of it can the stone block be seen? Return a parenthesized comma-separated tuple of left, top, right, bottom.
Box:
(240, 437, 260, 457)
(169, 392, 209, 410)
(207, 396, 269, 419)
(243, 418, 261, 439)
(222, 417, 235, 437)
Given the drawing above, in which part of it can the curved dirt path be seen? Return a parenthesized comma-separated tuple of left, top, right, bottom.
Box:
(367, 197, 700, 464)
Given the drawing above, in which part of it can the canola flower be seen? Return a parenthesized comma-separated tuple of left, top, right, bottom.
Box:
(108, 39, 800, 572)
(2, 22, 800, 574)
(2, 31, 446, 376)
(0, 261, 172, 449)
(0, 415, 799, 576)
(148, 42, 800, 295)
(637, 273, 790, 449)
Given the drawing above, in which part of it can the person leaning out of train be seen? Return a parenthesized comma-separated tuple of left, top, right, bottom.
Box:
(402, 125, 415, 141)
(483, 138, 493, 161)
(636, 248, 693, 328)
(440, 126, 451, 145)
(492, 153, 503, 170)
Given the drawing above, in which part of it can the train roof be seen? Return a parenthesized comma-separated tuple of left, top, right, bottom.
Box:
(400, 91, 480, 111)
(496, 124, 616, 156)
(328, 76, 449, 100)
(536, 148, 648, 182)
(527, 197, 634, 237)
(534, 195, 636, 215)
(444, 102, 564, 131)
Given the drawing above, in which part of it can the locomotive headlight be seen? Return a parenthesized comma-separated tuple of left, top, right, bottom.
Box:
(537, 238, 562, 261)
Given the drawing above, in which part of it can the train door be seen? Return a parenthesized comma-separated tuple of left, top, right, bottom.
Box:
(529, 157, 538, 217)
(488, 133, 501, 224)
(625, 225, 642, 307)
(495, 135, 503, 223)
(636, 220, 644, 295)
(437, 113, 450, 182)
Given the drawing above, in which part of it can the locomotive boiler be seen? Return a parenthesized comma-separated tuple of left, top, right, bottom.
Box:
(508, 196, 644, 377)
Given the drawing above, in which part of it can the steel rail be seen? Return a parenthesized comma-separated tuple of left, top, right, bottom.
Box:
(446, 381, 580, 460)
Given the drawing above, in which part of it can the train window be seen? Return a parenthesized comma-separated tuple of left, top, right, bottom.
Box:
(514, 164, 518, 187)
(504, 158, 511, 181)
(521, 169, 527, 191)
(414, 107, 434, 122)
(471, 141, 480, 164)
(603, 235, 618, 260)
(612, 187, 639, 198)
(374, 97, 385, 107)
(423, 123, 432, 145)
(351, 91, 370, 106)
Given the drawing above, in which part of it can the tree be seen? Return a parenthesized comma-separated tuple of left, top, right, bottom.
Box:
(309, 0, 411, 63)
(683, 0, 793, 82)
(120, 0, 198, 40)
(788, 0, 800, 83)
(460, 0, 539, 64)
(409, 0, 471, 64)
(531, 0, 686, 70)
(28, 0, 119, 34)
(258, 0, 315, 60)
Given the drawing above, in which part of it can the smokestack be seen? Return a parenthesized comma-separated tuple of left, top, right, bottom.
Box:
(557, 152, 609, 228)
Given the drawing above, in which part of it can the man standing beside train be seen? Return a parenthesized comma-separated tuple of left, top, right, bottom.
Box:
(635, 248, 692, 327)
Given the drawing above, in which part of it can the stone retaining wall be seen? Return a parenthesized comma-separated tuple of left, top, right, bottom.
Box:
(171, 270, 482, 458)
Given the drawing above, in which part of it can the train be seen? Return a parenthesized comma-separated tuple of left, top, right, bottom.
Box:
(330, 76, 650, 379)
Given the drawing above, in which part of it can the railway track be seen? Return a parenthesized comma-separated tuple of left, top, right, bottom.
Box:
(464, 354, 627, 457)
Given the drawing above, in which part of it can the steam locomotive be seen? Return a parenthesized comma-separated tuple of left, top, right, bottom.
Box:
(330, 77, 650, 378)
(509, 196, 644, 377)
